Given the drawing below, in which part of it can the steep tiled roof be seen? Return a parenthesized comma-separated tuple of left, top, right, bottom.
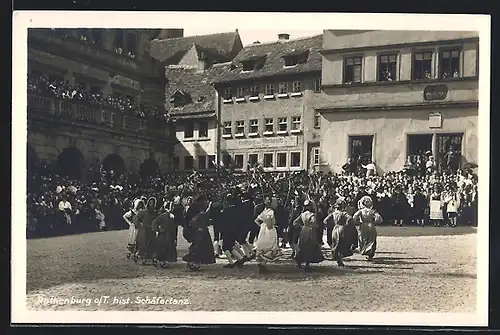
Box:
(165, 63, 232, 119)
(212, 34, 322, 84)
(149, 31, 240, 64)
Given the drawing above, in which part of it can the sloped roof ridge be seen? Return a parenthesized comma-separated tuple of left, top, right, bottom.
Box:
(244, 34, 322, 48)
(157, 30, 237, 42)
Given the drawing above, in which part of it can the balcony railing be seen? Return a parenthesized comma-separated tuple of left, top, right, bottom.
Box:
(27, 94, 172, 140)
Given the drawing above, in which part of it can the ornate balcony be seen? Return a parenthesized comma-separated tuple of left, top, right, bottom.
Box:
(27, 94, 174, 143)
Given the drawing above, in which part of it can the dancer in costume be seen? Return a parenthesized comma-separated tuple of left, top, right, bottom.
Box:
(220, 193, 246, 268)
(293, 199, 324, 272)
(123, 198, 145, 259)
(234, 191, 257, 261)
(152, 202, 178, 268)
(323, 198, 355, 267)
(353, 195, 382, 261)
(134, 197, 158, 265)
(254, 195, 282, 273)
(182, 194, 216, 271)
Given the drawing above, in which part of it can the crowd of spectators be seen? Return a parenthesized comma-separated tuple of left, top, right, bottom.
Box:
(26, 156, 478, 239)
(28, 73, 164, 119)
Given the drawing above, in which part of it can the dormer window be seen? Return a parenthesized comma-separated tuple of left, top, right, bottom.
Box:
(283, 51, 309, 67)
(170, 90, 191, 107)
(241, 56, 266, 72)
(242, 60, 256, 71)
(284, 55, 299, 67)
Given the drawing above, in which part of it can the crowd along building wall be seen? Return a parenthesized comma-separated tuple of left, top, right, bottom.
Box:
(316, 30, 479, 174)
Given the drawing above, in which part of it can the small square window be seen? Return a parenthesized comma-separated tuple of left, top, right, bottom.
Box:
(224, 88, 233, 100)
(278, 83, 288, 94)
(265, 84, 275, 95)
(292, 81, 301, 93)
(236, 120, 245, 134)
(277, 153, 287, 168)
(250, 86, 259, 97)
(263, 153, 273, 167)
(249, 119, 259, 133)
(234, 154, 244, 169)
(278, 117, 288, 132)
(265, 118, 274, 132)
(290, 152, 301, 167)
(223, 121, 232, 135)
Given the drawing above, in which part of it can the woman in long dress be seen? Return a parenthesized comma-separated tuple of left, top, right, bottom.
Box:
(254, 196, 282, 273)
(323, 198, 354, 267)
(123, 199, 145, 259)
(182, 195, 216, 271)
(293, 200, 324, 272)
(353, 195, 382, 261)
(152, 202, 178, 268)
(134, 197, 158, 265)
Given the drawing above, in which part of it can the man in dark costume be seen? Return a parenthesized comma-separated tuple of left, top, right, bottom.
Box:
(220, 193, 245, 268)
(235, 191, 256, 260)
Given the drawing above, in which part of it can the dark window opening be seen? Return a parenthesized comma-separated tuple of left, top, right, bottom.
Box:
(344, 57, 362, 84)
(349, 135, 373, 165)
(378, 54, 397, 82)
(440, 49, 461, 79)
(413, 52, 433, 80)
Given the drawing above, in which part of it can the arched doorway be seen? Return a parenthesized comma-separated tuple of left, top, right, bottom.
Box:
(102, 154, 126, 176)
(139, 158, 160, 178)
(58, 147, 85, 179)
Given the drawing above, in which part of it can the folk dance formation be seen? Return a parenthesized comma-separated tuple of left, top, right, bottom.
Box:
(124, 185, 383, 272)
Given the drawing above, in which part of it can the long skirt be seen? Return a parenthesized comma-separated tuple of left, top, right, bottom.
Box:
(296, 226, 324, 264)
(136, 226, 155, 259)
(182, 228, 216, 265)
(154, 231, 178, 263)
(429, 200, 444, 220)
(358, 223, 377, 258)
(255, 224, 282, 264)
(331, 224, 354, 261)
(127, 224, 138, 253)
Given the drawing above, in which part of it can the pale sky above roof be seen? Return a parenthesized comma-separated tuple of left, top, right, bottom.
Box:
(182, 28, 323, 47)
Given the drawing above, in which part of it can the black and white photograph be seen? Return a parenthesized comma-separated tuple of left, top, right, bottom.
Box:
(11, 11, 490, 326)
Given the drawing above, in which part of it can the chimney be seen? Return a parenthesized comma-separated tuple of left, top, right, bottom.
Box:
(197, 51, 210, 72)
(253, 40, 261, 44)
(278, 33, 290, 41)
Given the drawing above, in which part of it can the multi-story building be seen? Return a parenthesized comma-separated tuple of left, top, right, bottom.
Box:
(316, 30, 479, 173)
(27, 28, 179, 177)
(212, 33, 323, 172)
(150, 30, 243, 171)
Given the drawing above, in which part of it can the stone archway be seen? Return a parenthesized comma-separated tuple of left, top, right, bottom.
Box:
(57, 147, 86, 179)
(102, 153, 126, 176)
(139, 158, 160, 178)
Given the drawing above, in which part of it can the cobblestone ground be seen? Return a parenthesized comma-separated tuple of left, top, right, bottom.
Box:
(26, 227, 477, 312)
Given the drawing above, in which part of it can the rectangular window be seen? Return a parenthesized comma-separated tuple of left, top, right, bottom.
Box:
(278, 117, 288, 132)
(184, 156, 194, 171)
(290, 152, 301, 167)
(173, 156, 179, 171)
(436, 133, 463, 172)
(184, 122, 194, 138)
(314, 112, 321, 128)
(277, 153, 287, 168)
(263, 153, 273, 168)
(198, 155, 207, 170)
(250, 85, 259, 97)
(126, 33, 137, 56)
(249, 119, 259, 133)
(349, 135, 374, 165)
(236, 121, 245, 135)
(208, 155, 216, 169)
(223, 121, 232, 135)
(284, 55, 298, 67)
(314, 77, 322, 92)
(265, 118, 274, 132)
(312, 148, 320, 165)
(265, 84, 275, 95)
(291, 116, 301, 131)
(440, 49, 461, 79)
(236, 87, 246, 98)
(242, 60, 256, 71)
(224, 88, 233, 100)
(407, 134, 433, 163)
(292, 81, 301, 93)
(378, 54, 398, 82)
(223, 154, 231, 167)
(248, 154, 258, 167)
(413, 52, 433, 80)
(344, 56, 362, 84)
(198, 121, 208, 138)
(278, 83, 288, 94)
(234, 154, 244, 169)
